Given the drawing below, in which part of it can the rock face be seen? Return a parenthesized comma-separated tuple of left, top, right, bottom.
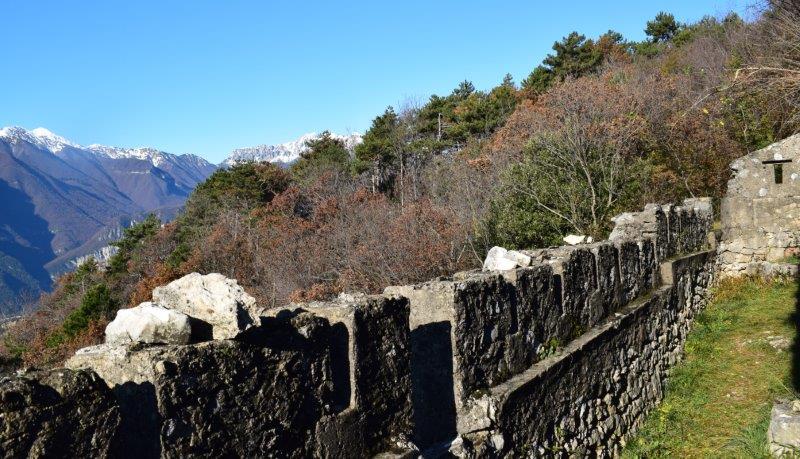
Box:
(769, 400, 800, 457)
(105, 302, 192, 345)
(0, 368, 120, 457)
(152, 272, 261, 340)
(719, 134, 800, 276)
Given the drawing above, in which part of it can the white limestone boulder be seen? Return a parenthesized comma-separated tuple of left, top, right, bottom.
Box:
(105, 302, 191, 345)
(482, 246, 532, 271)
(152, 272, 260, 340)
(563, 234, 589, 245)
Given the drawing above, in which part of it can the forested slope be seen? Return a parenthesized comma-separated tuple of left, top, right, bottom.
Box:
(3, 0, 799, 368)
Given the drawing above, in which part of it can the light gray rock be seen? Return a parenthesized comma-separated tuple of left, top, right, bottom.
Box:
(152, 272, 261, 340)
(483, 246, 532, 271)
(563, 234, 587, 245)
(105, 302, 191, 345)
(720, 134, 800, 276)
(769, 400, 800, 457)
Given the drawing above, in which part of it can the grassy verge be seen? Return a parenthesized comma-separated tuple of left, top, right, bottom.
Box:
(623, 278, 799, 458)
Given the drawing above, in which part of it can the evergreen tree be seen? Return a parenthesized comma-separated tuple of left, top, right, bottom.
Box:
(107, 214, 161, 275)
(291, 131, 351, 184)
(521, 65, 554, 96)
(354, 107, 402, 192)
(61, 283, 117, 339)
(544, 32, 603, 79)
(452, 80, 476, 100)
(645, 12, 680, 43)
(522, 32, 603, 96)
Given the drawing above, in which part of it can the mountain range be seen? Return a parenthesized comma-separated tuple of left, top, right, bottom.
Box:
(0, 127, 217, 313)
(223, 132, 362, 167)
(0, 128, 361, 314)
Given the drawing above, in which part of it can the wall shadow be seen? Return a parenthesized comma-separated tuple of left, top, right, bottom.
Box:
(328, 322, 351, 413)
(411, 321, 457, 450)
(792, 266, 800, 392)
(111, 381, 161, 458)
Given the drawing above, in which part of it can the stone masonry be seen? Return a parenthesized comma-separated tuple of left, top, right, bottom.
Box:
(0, 198, 715, 458)
(719, 133, 800, 275)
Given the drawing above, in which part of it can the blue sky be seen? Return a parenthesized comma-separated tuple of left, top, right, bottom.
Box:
(1, 0, 748, 163)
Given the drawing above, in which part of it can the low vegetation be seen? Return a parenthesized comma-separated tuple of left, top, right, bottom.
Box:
(2, 1, 800, 367)
(624, 278, 799, 457)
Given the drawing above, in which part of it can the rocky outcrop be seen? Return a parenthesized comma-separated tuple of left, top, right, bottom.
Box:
(152, 272, 261, 340)
(105, 302, 192, 345)
(0, 368, 120, 457)
(60, 290, 413, 458)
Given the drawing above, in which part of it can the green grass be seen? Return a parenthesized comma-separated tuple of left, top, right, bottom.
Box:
(777, 255, 800, 265)
(623, 278, 799, 458)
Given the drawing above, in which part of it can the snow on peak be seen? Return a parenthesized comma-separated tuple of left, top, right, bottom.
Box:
(85, 144, 170, 167)
(0, 126, 81, 152)
(223, 132, 363, 167)
(0, 126, 213, 170)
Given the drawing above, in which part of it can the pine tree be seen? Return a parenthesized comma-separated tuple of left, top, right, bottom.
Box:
(522, 32, 603, 96)
(291, 131, 351, 184)
(522, 65, 554, 96)
(645, 12, 680, 43)
(354, 107, 401, 192)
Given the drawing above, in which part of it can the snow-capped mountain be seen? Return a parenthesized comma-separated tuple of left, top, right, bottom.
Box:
(0, 127, 217, 313)
(0, 126, 211, 170)
(0, 126, 81, 153)
(223, 132, 362, 167)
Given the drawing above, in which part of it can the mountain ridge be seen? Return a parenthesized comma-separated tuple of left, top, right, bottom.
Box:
(0, 127, 218, 313)
(223, 132, 362, 167)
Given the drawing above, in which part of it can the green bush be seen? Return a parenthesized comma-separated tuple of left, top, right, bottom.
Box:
(47, 283, 117, 347)
(108, 214, 161, 275)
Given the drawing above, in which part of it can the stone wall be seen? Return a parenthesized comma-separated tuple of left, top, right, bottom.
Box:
(383, 198, 714, 454)
(0, 199, 716, 458)
(463, 250, 715, 456)
(719, 133, 800, 275)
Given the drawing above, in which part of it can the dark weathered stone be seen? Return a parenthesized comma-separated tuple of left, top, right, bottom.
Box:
(460, 250, 716, 457)
(640, 238, 658, 292)
(314, 295, 413, 458)
(154, 313, 333, 458)
(559, 247, 598, 341)
(452, 272, 525, 398)
(0, 369, 120, 458)
(590, 242, 621, 327)
(616, 240, 641, 304)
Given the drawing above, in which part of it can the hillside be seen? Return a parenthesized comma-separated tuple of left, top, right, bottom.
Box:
(0, 127, 217, 313)
(2, 1, 799, 369)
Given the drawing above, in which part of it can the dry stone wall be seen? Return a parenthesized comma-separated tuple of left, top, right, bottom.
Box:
(0, 199, 715, 458)
(719, 133, 800, 276)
